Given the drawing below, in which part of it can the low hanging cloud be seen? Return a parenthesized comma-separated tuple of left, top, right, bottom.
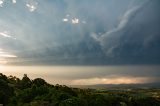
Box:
(0, 49, 17, 58)
(0, 49, 17, 64)
(71, 76, 157, 85)
(2, 66, 160, 85)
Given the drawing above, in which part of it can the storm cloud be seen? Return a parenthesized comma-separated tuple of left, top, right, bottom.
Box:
(0, 0, 160, 65)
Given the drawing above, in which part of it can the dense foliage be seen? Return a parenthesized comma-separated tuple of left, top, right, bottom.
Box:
(0, 73, 160, 106)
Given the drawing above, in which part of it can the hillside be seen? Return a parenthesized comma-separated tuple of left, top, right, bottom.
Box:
(0, 73, 160, 106)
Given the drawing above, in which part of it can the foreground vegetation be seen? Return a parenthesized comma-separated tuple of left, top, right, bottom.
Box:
(0, 73, 160, 106)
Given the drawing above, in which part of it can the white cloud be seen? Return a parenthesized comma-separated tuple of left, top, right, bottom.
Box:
(62, 17, 80, 24)
(72, 18, 79, 24)
(26, 1, 38, 12)
(0, 31, 16, 39)
(12, 0, 16, 4)
(62, 18, 68, 22)
(100, 5, 142, 41)
(0, 54, 17, 58)
(0, 31, 12, 38)
(0, 0, 4, 7)
(26, 3, 36, 12)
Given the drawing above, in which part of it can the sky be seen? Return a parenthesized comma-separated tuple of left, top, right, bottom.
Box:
(0, 0, 160, 85)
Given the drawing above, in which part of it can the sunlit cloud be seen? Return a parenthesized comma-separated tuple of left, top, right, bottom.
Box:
(0, 59, 7, 64)
(0, 66, 160, 85)
(0, 49, 17, 65)
(0, 31, 12, 38)
(0, 0, 16, 7)
(0, 51, 5, 54)
(0, 31, 16, 39)
(63, 17, 81, 24)
(62, 14, 86, 25)
(72, 18, 79, 24)
(26, 4, 36, 12)
(12, 0, 16, 4)
(26, 1, 38, 12)
(0, 49, 17, 58)
(0, 54, 17, 58)
(71, 76, 155, 85)
(0, 0, 4, 7)
(62, 18, 68, 22)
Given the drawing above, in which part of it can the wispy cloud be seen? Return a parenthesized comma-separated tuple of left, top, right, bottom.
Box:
(90, 0, 150, 56)
(0, 49, 17, 64)
(0, 49, 17, 57)
(0, 31, 12, 38)
(0, 54, 17, 58)
(0, 31, 16, 39)
(101, 1, 149, 41)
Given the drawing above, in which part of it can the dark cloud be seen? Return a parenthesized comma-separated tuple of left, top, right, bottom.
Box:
(92, 0, 160, 65)
(0, 0, 160, 65)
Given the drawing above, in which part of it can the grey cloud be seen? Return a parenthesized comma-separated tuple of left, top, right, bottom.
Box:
(89, 0, 160, 64)
(0, 0, 160, 65)
(95, 0, 150, 54)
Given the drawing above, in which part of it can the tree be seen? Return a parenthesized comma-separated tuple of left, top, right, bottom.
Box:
(32, 78, 47, 87)
(20, 74, 32, 89)
(0, 78, 14, 105)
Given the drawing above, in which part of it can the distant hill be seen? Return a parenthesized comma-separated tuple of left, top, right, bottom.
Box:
(1, 73, 160, 106)
(72, 83, 160, 89)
